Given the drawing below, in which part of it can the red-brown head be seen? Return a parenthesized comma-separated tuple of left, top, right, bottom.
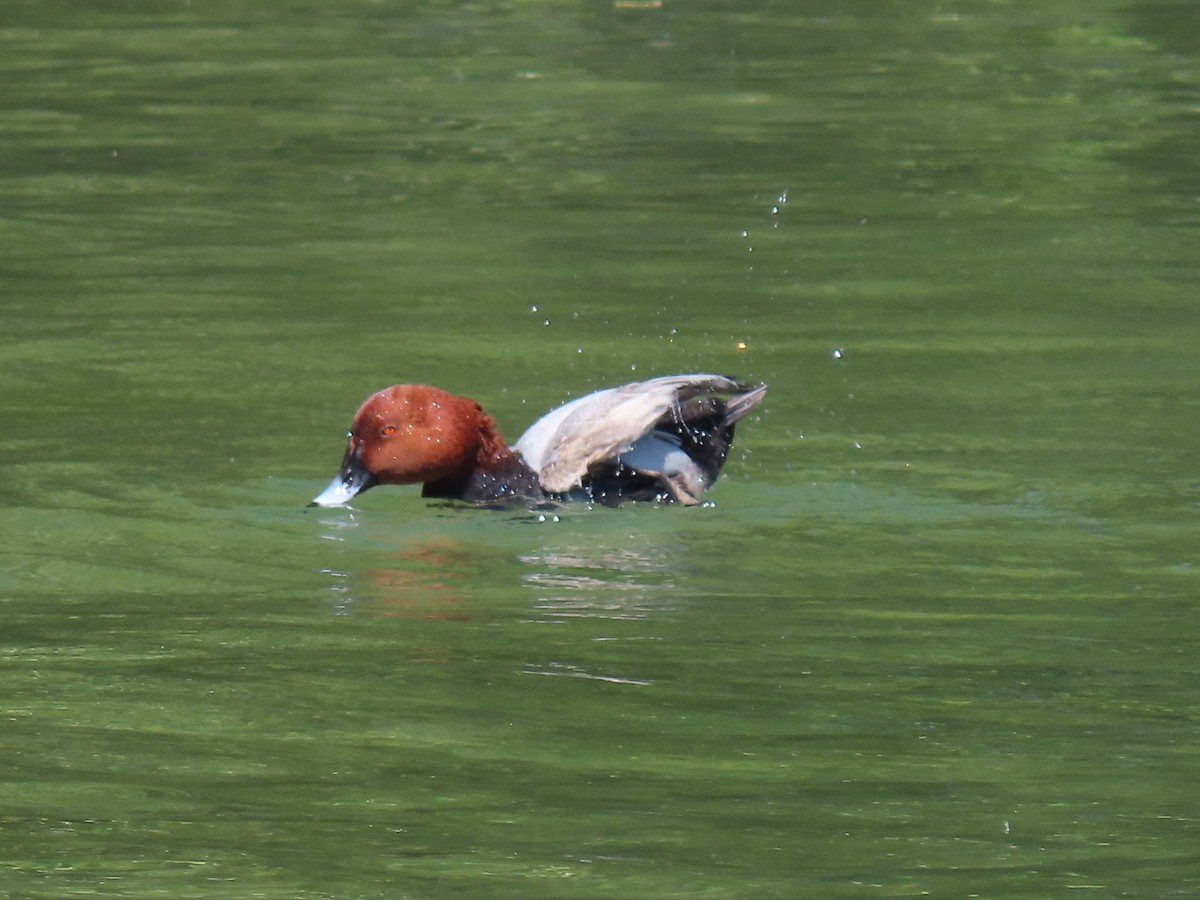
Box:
(310, 385, 505, 507)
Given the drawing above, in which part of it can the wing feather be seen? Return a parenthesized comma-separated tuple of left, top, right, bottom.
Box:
(514, 374, 746, 493)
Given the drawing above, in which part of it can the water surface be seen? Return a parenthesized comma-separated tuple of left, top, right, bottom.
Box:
(2, 1, 1198, 896)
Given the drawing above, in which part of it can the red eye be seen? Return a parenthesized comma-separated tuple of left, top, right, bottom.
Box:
(381, 425, 397, 437)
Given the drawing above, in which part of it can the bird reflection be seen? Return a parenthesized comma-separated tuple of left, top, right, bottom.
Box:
(322, 540, 474, 620)
(519, 545, 674, 623)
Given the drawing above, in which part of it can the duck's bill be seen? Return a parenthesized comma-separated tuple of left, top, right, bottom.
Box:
(308, 452, 377, 507)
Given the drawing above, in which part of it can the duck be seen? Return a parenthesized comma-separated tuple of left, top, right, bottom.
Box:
(309, 373, 767, 508)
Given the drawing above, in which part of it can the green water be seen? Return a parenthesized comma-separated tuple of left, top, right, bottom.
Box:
(3, 0, 1199, 896)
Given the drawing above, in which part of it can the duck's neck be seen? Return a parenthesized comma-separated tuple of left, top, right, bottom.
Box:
(421, 416, 545, 503)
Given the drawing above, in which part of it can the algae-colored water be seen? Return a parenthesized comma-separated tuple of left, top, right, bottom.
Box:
(3, 1, 1198, 895)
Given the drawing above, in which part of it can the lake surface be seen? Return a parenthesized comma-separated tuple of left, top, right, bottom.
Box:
(3, 0, 1198, 896)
